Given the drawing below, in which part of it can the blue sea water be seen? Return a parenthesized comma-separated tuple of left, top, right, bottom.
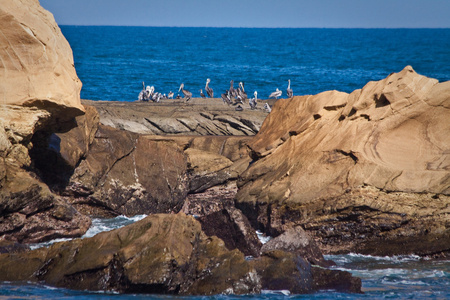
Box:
(2, 27, 450, 298)
(60, 26, 450, 101)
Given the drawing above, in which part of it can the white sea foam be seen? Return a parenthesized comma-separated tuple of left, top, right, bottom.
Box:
(82, 214, 147, 238)
(256, 230, 272, 244)
(262, 289, 290, 295)
(29, 214, 148, 250)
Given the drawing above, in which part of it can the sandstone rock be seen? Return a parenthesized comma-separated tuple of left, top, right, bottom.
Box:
(0, 0, 84, 118)
(66, 125, 189, 216)
(83, 98, 267, 136)
(236, 66, 450, 256)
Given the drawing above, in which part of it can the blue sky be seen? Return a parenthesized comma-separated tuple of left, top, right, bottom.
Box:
(40, 0, 450, 28)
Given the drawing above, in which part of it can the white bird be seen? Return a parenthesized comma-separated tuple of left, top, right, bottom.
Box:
(287, 79, 293, 98)
(249, 91, 258, 110)
(168, 91, 174, 99)
(269, 88, 282, 99)
(179, 83, 192, 101)
(205, 78, 214, 98)
(263, 103, 272, 112)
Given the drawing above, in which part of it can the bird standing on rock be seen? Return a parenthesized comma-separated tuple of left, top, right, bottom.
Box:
(179, 83, 192, 101)
(287, 79, 293, 98)
(205, 78, 214, 98)
(200, 89, 206, 98)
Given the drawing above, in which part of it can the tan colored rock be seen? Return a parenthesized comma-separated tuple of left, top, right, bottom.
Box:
(236, 66, 450, 255)
(0, 0, 83, 116)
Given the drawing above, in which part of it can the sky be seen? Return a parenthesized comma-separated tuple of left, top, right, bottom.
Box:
(39, 0, 450, 28)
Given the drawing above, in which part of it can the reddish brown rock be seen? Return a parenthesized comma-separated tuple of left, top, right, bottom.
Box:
(66, 125, 189, 216)
(236, 66, 450, 256)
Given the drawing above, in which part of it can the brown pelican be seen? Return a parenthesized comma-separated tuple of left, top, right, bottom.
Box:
(229, 80, 238, 99)
(263, 103, 272, 112)
(221, 90, 232, 105)
(287, 79, 293, 98)
(237, 82, 248, 101)
(200, 89, 206, 98)
(168, 91, 174, 99)
(205, 78, 214, 98)
(269, 88, 282, 99)
(179, 83, 192, 101)
(249, 91, 257, 109)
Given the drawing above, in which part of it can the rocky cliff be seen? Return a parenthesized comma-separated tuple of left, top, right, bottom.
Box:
(236, 66, 450, 256)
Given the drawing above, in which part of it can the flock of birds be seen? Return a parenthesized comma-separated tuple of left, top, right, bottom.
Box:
(138, 79, 294, 112)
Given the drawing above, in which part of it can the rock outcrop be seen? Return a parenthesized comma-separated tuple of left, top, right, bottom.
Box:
(236, 66, 450, 256)
(1, 0, 84, 118)
(0, 213, 361, 295)
(64, 125, 189, 216)
(83, 99, 267, 136)
(0, 0, 90, 243)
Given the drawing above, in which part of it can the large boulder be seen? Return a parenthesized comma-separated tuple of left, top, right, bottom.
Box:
(0, 0, 83, 118)
(236, 66, 450, 256)
(0, 213, 361, 295)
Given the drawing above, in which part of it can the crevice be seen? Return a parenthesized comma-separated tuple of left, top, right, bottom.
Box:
(335, 149, 359, 164)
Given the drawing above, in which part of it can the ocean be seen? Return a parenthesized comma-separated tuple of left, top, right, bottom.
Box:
(60, 26, 450, 102)
(1, 27, 449, 298)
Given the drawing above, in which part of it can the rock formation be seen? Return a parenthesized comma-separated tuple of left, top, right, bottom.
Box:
(0, 0, 84, 117)
(83, 99, 267, 136)
(236, 66, 450, 256)
(0, 0, 89, 243)
(0, 213, 361, 294)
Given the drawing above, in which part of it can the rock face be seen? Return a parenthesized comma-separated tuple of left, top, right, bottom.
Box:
(236, 66, 450, 256)
(0, 0, 84, 117)
(64, 125, 189, 216)
(0, 0, 91, 244)
(0, 213, 361, 295)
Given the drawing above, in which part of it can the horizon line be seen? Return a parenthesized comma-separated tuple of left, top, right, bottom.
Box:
(58, 24, 450, 29)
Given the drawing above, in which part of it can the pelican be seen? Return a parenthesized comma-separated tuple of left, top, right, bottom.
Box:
(168, 91, 174, 99)
(287, 79, 293, 98)
(237, 82, 248, 101)
(221, 90, 232, 105)
(205, 78, 214, 98)
(200, 89, 206, 98)
(179, 83, 192, 101)
(269, 88, 282, 99)
(229, 80, 237, 99)
(264, 103, 272, 113)
(249, 91, 258, 110)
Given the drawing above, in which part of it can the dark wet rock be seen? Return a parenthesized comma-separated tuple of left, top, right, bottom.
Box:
(199, 206, 262, 257)
(251, 250, 361, 294)
(0, 213, 361, 295)
(0, 213, 261, 295)
(261, 226, 335, 267)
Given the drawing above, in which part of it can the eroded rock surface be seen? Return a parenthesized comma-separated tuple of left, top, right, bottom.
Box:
(1, 0, 84, 117)
(0, 213, 361, 295)
(236, 66, 450, 256)
(65, 125, 189, 216)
